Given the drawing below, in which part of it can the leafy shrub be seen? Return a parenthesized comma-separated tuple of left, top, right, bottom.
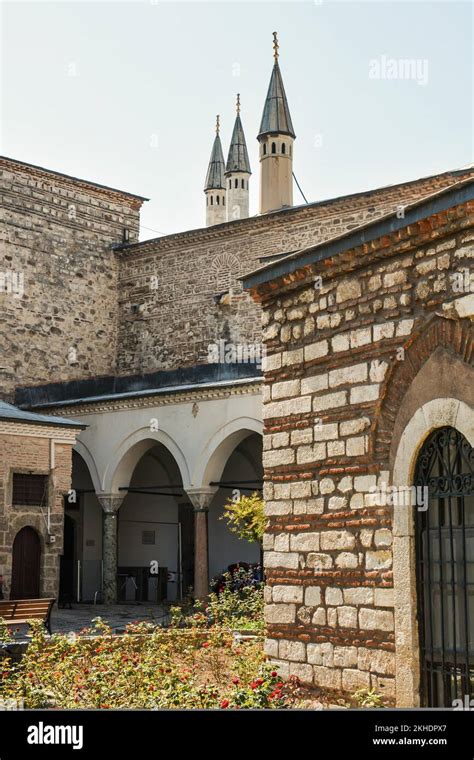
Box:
(0, 618, 294, 709)
(171, 569, 264, 633)
(352, 687, 386, 708)
(221, 491, 266, 545)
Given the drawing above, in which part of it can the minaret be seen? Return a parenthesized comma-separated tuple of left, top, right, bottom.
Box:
(257, 32, 296, 214)
(225, 94, 251, 221)
(204, 115, 226, 226)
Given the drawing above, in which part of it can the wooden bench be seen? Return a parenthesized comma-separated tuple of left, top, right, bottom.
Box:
(0, 598, 55, 634)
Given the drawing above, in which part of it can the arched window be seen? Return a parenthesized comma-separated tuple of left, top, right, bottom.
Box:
(271, 142, 276, 154)
(241, 179, 245, 189)
(223, 196, 225, 206)
(210, 196, 213, 205)
(263, 144, 267, 155)
(281, 143, 286, 154)
(216, 195, 220, 205)
(234, 179, 238, 188)
(414, 426, 474, 706)
(229, 180, 231, 189)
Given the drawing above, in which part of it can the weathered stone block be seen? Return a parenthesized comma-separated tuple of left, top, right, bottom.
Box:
(264, 551, 299, 569)
(290, 532, 320, 552)
(359, 608, 394, 632)
(320, 530, 356, 551)
(279, 639, 306, 662)
(264, 604, 296, 624)
(304, 586, 322, 606)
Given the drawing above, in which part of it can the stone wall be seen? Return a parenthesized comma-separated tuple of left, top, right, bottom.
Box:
(251, 198, 474, 704)
(0, 157, 144, 400)
(0, 421, 77, 599)
(117, 169, 473, 376)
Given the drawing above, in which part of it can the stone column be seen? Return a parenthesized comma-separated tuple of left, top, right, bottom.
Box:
(97, 494, 124, 605)
(186, 488, 217, 602)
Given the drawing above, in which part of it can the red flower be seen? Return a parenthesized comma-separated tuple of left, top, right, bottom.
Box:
(232, 677, 239, 685)
(271, 671, 278, 677)
(220, 699, 229, 709)
(202, 642, 210, 648)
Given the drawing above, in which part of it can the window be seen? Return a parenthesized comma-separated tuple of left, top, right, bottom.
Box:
(289, 145, 292, 157)
(206, 197, 208, 206)
(210, 196, 213, 205)
(13, 473, 48, 506)
(216, 195, 220, 205)
(142, 530, 155, 545)
(223, 196, 225, 206)
(229, 180, 231, 189)
(271, 142, 276, 154)
(234, 179, 238, 188)
(263, 144, 266, 155)
(241, 179, 245, 189)
(282, 143, 286, 154)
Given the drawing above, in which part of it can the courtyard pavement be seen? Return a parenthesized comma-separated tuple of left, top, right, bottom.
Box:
(2, 603, 170, 642)
(52, 603, 170, 634)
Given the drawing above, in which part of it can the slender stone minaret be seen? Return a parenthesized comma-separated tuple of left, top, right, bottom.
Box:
(225, 94, 251, 221)
(204, 115, 226, 226)
(257, 32, 296, 214)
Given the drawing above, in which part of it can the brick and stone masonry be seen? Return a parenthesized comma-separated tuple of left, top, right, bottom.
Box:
(244, 188, 474, 705)
(0, 420, 80, 599)
(116, 168, 474, 377)
(0, 157, 145, 400)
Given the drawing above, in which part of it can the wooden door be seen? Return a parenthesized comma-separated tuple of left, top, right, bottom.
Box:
(11, 526, 41, 599)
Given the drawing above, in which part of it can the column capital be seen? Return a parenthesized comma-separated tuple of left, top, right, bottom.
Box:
(186, 487, 217, 512)
(97, 493, 124, 514)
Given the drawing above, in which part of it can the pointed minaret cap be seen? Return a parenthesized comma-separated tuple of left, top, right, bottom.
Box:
(258, 32, 295, 140)
(225, 95, 252, 175)
(204, 115, 226, 190)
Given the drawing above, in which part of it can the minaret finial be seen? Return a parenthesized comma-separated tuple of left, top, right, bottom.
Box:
(236, 93, 240, 114)
(273, 31, 279, 62)
(216, 114, 220, 136)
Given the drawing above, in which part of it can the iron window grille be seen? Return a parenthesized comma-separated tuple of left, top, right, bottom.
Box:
(414, 426, 474, 707)
(12, 473, 48, 507)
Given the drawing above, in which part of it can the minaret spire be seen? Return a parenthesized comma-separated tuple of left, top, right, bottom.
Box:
(204, 115, 226, 226)
(225, 94, 251, 221)
(257, 32, 296, 214)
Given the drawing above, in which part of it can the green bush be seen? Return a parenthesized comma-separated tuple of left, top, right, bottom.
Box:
(171, 569, 264, 633)
(0, 618, 294, 709)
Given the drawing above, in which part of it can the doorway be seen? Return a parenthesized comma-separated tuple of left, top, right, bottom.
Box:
(11, 526, 41, 599)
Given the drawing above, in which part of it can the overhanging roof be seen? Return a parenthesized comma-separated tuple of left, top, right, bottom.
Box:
(0, 400, 86, 428)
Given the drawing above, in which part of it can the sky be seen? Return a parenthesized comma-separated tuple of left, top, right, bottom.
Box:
(1, 0, 472, 240)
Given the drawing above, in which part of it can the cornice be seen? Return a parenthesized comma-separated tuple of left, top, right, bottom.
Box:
(37, 381, 262, 418)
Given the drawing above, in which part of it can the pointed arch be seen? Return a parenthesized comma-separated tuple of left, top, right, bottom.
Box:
(372, 315, 474, 465)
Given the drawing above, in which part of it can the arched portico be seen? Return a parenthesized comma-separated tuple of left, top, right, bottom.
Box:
(61, 387, 264, 603)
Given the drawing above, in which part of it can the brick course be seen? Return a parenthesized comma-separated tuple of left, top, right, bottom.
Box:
(249, 199, 474, 704)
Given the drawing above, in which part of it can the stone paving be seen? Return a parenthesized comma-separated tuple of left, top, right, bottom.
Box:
(3, 603, 170, 642)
